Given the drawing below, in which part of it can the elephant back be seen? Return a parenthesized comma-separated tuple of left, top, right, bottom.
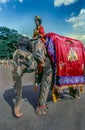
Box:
(44, 32, 85, 89)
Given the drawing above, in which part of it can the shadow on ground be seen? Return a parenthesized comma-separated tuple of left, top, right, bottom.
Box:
(3, 85, 52, 115)
(3, 84, 74, 116)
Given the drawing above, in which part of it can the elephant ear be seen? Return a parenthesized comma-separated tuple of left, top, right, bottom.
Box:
(30, 38, 39, 53)
(18, 37, 33, 53)
(31, 39, 46, 64)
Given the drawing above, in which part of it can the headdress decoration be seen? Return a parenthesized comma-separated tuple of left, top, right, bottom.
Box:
(35, 16, 41, 20)
(34, 15, 41, 25)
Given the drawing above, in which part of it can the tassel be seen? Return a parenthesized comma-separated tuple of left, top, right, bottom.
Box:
(52, 87, 57, 103)
(80, 86, 84, 93)
(34, 82, 38, 92)
(52, 93, 57, 103)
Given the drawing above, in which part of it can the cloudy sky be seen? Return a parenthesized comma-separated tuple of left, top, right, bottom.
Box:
(0, 0, 85, 43)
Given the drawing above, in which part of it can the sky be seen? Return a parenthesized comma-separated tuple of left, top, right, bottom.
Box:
(0, 0, 85, 43)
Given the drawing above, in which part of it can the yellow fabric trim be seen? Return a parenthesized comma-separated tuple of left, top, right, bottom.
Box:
(34, 29, 39, 36)
(52, 87, 57, 103)
(54, 84, 84, 91)
(33, 82, 38, 92)
(52, 84, 84, 103)
(80, 86, 84, 93)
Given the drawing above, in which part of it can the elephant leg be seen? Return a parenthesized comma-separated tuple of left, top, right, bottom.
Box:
(12, 65, 23, 118)
(75, 89, 80, 99)
(69, 87, 80, 99)
(36, 56, 52, 115)
(34, 63, 43, 91)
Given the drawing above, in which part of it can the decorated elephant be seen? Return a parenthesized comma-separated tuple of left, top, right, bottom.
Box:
(12, 32, 85, 118)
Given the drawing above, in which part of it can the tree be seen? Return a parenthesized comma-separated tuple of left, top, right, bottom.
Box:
(0, 26, 23, 59)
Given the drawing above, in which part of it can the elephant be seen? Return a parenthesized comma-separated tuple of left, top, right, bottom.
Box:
(12, 33, 85, 117)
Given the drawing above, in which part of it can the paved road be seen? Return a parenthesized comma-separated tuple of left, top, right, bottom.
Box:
(0, 67, 85, 130)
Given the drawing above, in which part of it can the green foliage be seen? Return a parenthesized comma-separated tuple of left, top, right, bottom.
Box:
(0, 26, 23, 59)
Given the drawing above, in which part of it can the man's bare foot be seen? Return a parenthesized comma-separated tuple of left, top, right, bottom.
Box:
(41, 63, 45, 67)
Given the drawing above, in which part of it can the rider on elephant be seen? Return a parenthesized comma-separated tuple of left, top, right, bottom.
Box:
(33, 16, 46, 88)
(33, 15, 45, 43)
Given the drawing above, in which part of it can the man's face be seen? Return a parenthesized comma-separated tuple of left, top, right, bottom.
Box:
(35, 20, 39, 26)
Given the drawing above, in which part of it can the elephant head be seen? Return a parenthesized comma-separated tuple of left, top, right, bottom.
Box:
(18, 37, 45, 65)
(13, 37, 46, 75)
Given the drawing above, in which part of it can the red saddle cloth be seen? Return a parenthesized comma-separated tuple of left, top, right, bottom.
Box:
(45, 33, 85, 89)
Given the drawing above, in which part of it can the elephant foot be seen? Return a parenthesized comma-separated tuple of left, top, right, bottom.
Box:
(75, 95, 80, 100)
(57, 97, 61, 101)
(54, 91, 62, 101)
(14, 105, 23, 118)
(35, 105, 47, 115)
(69, 88, 80, 99)
(75, 90, 80, 100)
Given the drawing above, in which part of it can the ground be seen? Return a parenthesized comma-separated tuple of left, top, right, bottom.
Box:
(0, 67, 85, 130)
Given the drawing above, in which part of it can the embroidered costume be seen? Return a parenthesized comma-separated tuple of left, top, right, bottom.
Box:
(33, 16, 45, 43)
